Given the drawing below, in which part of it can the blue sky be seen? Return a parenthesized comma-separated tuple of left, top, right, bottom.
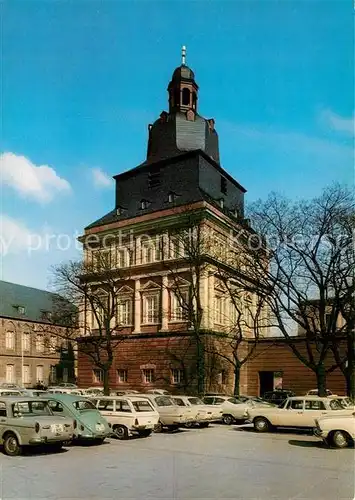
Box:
(1, 0, 354, 290)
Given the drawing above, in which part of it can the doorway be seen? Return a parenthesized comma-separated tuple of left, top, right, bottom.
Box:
(259, 371, 274, 396)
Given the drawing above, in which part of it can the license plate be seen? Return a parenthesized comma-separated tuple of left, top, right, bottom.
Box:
(51, 424, 63, 433)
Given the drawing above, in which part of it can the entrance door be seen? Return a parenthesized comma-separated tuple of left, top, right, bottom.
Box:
(259, 371, 274, 397)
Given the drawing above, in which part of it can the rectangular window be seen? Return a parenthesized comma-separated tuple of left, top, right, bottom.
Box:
(93, 369, 104, 383)
(171, 291, 189, 321)
(144, 295, 159, 324)
(117, 298, 132, 325)
(169, 237, 180, 259)
(5, 331, 15, 350)
(18, 306, 26, 315)
(49, 336, 57, 353)
(171, 369, 183, 384)
(117, 248, 126, 268)
(23, 365, 31, 384)
(6, 364, 15, 383)
(117, 369, 128, 383)
(36, 334, 44, 353)
(22, 333, 30, 351)
(142, 245, 155, 264)
(49, 366, 56, 384)
(218, 370, 227, 385)
(36, 365, 44, 383)
(215, 296, 225, 325)
(142, 369, 154, 384)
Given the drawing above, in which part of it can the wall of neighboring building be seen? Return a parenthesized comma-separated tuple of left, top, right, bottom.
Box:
(242, 338, 347, 396)
(0, 317, 76, 387)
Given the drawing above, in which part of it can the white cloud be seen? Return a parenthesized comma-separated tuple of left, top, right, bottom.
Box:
(0, 215, 38, 256)
(320, 109, 354, 135)
(91, 167, 113, 188)
(0, 152, 71, 203)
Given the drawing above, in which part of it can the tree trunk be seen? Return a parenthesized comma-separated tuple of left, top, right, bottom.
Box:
(196, 337, 205, 395)
(103, 368, 110, 396)
(233, 364, 240, 396)
(316, 363, 327, 396)
(346, 332, 355, 400)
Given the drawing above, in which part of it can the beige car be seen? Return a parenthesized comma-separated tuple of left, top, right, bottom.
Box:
(247, 396, 353, 432)
(92, 396, 159, 439)
(314, 412, 355, 448)
(173, 396, 223, 427)
(0, 397, 74, 456)
(138, 394, 195, 431)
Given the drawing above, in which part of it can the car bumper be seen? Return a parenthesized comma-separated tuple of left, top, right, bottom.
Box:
(29, 434, 73, 445)
(313, 427, 328, 439)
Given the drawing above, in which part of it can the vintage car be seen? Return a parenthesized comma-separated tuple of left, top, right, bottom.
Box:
(92, 396, 159, 439)
(314, 413, 355, 448)
(22, 389, 48, 397)
(202, 395, 271, 425)
(0, 397, 74, 456)
(262, 390, 296, 406)
(0, 389, 25, 397)
(306, 389, 335, 397)
(172, 396, 223, 427)
(146, 389, 170, 395)
(247, 396, 354, 432)
(138, 394, 195, 431)
(43, 393, 111, 442)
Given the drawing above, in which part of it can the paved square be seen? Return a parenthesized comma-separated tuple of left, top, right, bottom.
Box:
(0, 425, 354, 499)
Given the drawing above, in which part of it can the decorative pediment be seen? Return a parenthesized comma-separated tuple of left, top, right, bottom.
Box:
(117, 285, 134, 295)
(170, 276, 191, 289)
(140, 280, 161, 291)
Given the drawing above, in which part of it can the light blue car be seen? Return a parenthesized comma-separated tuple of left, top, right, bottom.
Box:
(43, 393, 111, 443)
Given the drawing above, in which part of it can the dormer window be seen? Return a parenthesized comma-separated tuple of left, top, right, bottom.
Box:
(140, 199, 150, 210)
(221, 176, 227, 195)
(14, 305, 25, 315)
(219, 198, 224, 209)
(116, 206, 125, 216)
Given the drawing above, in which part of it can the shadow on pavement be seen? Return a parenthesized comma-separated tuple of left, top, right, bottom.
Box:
(19, 445, 70, 457)
(288, 439, 327, 449)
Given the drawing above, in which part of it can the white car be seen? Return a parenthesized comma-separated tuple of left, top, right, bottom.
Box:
(138, 394, 195, 431)
(172, 396, 223, 427)
(92, 396, 159, 439)
(306, 389, 336, 397)
(203, 395, 270, 425)
(247, 396, 353, 432)
(146, 389, 170, 395)
(314, 413, 355, 448)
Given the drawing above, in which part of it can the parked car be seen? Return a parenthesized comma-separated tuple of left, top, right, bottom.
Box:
(0, 389, 25, 397)
(47, 388, 87, 396)
(22, 389, 48, 397)
(0, 396, 74, 456)
(306, 389, 335, 397)
(172, 396, 223, 427)
(314, 413, 355, 448)
(238, 395, 275, 406)
(92, 396, 159, 439)
(43, 393, 111, 443)
(82, 387, 104, 396)
(146, 389, 170, 395)
(203, 395, 273, 425)
(262, 390, 295, 406)
(110, 390, 141, 396)
(57, 383, 78, 388)
(247, 396, 354, 432)
(138, 394, 195, 431)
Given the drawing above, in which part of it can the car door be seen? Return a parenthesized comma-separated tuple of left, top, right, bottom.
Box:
(0, 401, 7, 440)
(276, 399, 305, 427)
(303, 399, 328, 426)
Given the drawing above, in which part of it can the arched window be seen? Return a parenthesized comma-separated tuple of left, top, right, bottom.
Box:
(182, 88, 190, 106)
(192, 91, 197, 109)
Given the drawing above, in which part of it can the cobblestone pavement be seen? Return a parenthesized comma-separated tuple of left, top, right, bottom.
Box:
(0, 424, 354, 499)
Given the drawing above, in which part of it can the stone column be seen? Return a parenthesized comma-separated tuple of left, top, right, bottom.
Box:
(133, 279, 141, 333)
(207, 273, 215, 329)
(161, 232, 169, 260)
(135, 236, 141, 265)
(160, 275, 169, 331)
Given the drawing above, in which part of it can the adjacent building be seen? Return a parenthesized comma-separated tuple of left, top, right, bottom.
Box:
(0, 280, 76, 387)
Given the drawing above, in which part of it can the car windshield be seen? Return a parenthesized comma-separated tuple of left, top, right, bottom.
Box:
(227, 398, 241, 404)
(154, 396, 175, 407)
(72, 400, 96, 411)
(329, 399, 343, 410)
(132, 400, 154, 412)
(188, 397, 204, 405)
(12, 400, 52, 417)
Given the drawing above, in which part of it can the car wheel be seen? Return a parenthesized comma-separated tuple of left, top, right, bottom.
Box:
(113, 425, 129, 440)
(331, 430, 350, 449)
(154, 422, 163, 433)
(167, 425, 179, 432)
(254, 417, 270, 432)
(139, 430, 152, 438)
(222, 414, 234, 425)
(199, 422, 210, 428)
(3, 433, 21, 456)
(94, 438, 105, 445)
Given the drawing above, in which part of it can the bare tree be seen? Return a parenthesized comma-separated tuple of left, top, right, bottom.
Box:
(50, 251, 130, 395)
(246, 184, 354, 396)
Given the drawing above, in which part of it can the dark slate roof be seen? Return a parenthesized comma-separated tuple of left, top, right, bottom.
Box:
(171, 65, 196, 82)
(0, 280, 59, 323)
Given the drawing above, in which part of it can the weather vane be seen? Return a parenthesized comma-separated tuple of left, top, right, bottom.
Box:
(182, 45, 186, 65)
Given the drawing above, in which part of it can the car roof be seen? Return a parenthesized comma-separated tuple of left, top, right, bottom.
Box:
(43, 393, 89, 402)
(288, 396, 336, 401)
(0, 396, 47, 403)
(91, 395, 149, 401)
